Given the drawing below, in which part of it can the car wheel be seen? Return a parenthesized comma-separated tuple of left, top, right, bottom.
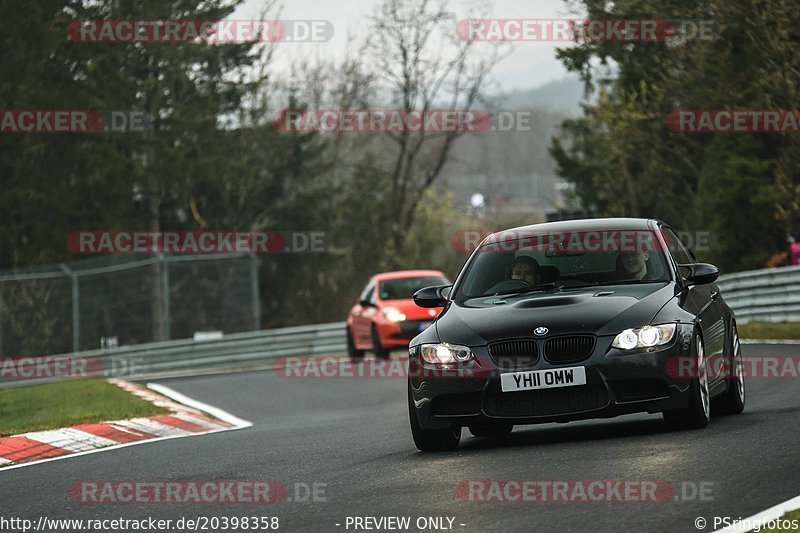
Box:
(346, 327, 365, 358)
(715, 321, 745, 415)
(469, 424, 513, 437)
(663, 332, 710, 430)
(371, 325, 390, 358)
(408, 385, 460, 451)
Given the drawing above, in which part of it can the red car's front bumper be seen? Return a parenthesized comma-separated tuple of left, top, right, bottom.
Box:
(375, 317, 438, 349)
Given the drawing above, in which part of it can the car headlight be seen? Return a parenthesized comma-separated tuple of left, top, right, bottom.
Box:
(420, 343, 474, 364)
(612, 324, 676, 350)
(382, 307, 407, 322)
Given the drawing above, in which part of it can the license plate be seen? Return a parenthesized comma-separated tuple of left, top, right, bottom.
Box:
(418, 321, 432, 332)
(500, 366, 587, 392)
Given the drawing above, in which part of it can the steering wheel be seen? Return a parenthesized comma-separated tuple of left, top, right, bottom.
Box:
(484, 279, 531, 295)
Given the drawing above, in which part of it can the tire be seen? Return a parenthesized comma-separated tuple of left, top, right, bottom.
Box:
(371, 325, 390, 358)
(346, 327, 365, 358)
(408, 385, 461, 451)
(469, 424, 513, 438)
(663, 332, 710, 430)
(715, 321, 745, 415)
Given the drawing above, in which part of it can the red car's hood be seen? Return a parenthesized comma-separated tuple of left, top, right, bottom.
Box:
(379, 299, 442, 320)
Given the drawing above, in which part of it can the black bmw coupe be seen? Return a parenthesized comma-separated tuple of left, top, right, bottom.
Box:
(408, 218, 745, 451)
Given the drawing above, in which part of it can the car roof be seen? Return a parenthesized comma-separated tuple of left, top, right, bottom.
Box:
(372, 270, 447, 282)
(483, 217, 660, 244)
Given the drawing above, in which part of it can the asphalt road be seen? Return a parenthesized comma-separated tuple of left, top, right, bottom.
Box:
(1, 343, 799, 533)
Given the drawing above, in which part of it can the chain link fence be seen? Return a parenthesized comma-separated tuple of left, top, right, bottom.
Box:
(0, 254, 260, 357)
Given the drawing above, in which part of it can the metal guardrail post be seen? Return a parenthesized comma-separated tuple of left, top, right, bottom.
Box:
(250, 255, 261, 330)
(160, 254, 171, 341)
(59, 264, 80, 353)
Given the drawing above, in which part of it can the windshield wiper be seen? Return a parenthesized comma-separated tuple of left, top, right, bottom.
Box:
(593, 279, 664, 286)
(555, 279, 665, 290)
(492, 282, 560, 297)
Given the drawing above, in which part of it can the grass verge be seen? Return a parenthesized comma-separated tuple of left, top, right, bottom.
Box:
(0, 379, 169, 437)
(738, 322, 800, 340)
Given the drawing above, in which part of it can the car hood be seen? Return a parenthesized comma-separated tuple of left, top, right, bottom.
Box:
(435, 282, 677, 346)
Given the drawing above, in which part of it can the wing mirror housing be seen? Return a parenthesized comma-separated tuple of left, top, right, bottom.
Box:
(413, 285, 452, 308)
(683, 263, 720, 286)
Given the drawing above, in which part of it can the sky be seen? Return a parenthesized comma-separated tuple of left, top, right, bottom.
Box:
(231, 0, 585, 93)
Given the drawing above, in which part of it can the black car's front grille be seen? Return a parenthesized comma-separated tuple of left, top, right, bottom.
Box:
(483, 383, 609, 418)
(544, 335, 595, 364)
(488, 339, 539, 369)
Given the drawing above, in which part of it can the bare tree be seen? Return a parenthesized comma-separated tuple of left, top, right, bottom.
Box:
(364, 0, 506, 262)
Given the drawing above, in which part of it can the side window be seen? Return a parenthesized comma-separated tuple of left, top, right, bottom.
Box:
(662, 228, 694, 268)
(360, 280, 375, 303)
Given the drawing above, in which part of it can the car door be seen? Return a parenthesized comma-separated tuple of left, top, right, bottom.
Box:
(662, 227, 726, 386)
(352, 280, 377, 345)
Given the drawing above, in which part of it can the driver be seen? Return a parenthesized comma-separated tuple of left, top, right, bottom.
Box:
(617, 251, 650, 280)
(511, 256, 541, 285)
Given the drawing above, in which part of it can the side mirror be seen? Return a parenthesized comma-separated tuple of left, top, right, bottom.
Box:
(359, 299, 373, 307)
(683, 263, 719, 286)
(413, 285, 452, 308)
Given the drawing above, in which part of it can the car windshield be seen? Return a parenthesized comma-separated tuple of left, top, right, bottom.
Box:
(453, 229, 672, 299)
(379, 276, 449, 300)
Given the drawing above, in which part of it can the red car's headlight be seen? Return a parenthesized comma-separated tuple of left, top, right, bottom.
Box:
(381, 306, 407, 322)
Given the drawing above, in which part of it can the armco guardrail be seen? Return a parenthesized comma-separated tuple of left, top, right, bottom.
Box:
(0, 322, 346, 389)
(716, 265, 800, 324)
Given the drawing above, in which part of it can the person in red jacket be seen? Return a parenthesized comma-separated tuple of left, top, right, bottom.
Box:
(790, 239, 800, 266)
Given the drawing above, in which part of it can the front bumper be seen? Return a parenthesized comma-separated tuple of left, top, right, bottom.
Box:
(376, 319, 436, 348)
(409, 324, 695, 430)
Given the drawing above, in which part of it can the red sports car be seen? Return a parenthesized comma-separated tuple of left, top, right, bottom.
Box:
(346, 270, 450, 357)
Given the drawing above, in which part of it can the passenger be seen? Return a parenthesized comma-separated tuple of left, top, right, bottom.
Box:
(510, 256, 541, 286)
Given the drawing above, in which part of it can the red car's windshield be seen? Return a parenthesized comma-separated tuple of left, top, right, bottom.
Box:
(379, 276, 449, 300)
